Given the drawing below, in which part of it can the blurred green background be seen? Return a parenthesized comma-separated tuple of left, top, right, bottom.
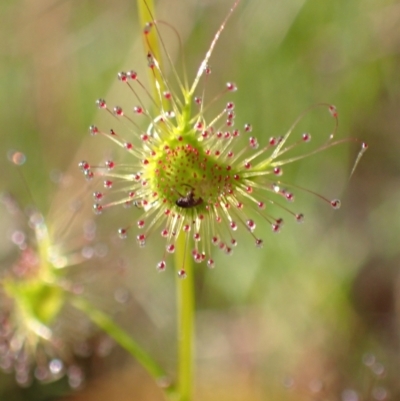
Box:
(1, 0, 400, 400)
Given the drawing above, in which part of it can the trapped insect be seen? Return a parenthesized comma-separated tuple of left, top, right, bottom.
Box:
(175, 185, 204, 209)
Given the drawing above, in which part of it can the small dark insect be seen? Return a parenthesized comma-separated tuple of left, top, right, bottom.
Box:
(175, 185, 203, 208)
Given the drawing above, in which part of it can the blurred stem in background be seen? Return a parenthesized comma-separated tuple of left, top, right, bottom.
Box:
(71, 297, 174, 398)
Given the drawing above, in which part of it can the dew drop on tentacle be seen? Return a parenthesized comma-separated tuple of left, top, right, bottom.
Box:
(93, 203, 103, 215)
(118, 71, 128, 82)
(295, 213, 305, 223)
(285, 192, 294, 202)
(193, 252, 202, 263)
(134, 106, 144, 114)
(147, 52, 155, 69)
(143, 22, 153, 35)
(249, 137, 259, 149)
(207, 259, 215, 269)
(302, 132, 311, 142)
(89, 125, 98, 135)
(118, 228, 128, 239)
(84, 170, 94, 180)
(105, 160, 115, 170)
(226, 102, 235, 111)
(79, 160, 90, 171)
(178, 270, 187, 279)
(226, 82, 237, 92)
(225, 247, 233, 255)
(244, 123, 252, 132)
(330, 199, 341, 209)
(328, 105, 338, 118)
(157, 261, 166, 272)
(255, 239, 263, 248)
(96, 98, 106, 109)
(137, 234, 146, 247)
(103, 180, 113, 189)
(246, 219, 256, 232)
(113, 106, 124, 117)
(166, 244, 175, 253)
(271, 224, 281, 233)
(127, 70, 137, 80)
(93, 191, 103, 201)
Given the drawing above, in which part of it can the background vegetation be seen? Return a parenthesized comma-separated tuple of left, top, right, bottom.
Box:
(1, 0, 399, 400)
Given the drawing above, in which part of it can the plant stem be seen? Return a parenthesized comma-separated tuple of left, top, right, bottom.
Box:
(175, 233, 195, 401)
(137, 0, 167, 110)
(71, 296, 175, 398)
(137, 2, 195, 399)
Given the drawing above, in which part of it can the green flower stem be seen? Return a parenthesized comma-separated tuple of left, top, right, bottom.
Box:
(137, 2, 195, 400)
(175, 234, 195, 401)
(137, 0, 167, 110)
(71, 296, 175, 398)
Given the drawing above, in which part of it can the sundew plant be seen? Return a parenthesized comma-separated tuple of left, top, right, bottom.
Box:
(76, 1, 367, 401)
(83, 2, 366, 274)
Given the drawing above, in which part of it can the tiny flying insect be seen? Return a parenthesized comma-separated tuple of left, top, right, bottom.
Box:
(175, 184, 203, 209)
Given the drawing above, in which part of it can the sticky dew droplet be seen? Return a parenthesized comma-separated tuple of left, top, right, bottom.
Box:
(118, 228, 128, 239)
(246, 219, 256, 232)
(178, 270, 187, 278)
(93, 203, 103, 215)
(113, 106, 124, 116)
(136, 234, 146, 247)
(96, 98, 106, 109)
(166, 244, 175, 253)
(89, 125, 98, 135)
(226, 82, 237, 91)
(255, 239, 263, 248)
(157, 261, 166, 271)
(118, 71, 128, 82)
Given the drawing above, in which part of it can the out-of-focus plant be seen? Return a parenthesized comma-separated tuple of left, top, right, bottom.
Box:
(0, 151, 122, 394)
